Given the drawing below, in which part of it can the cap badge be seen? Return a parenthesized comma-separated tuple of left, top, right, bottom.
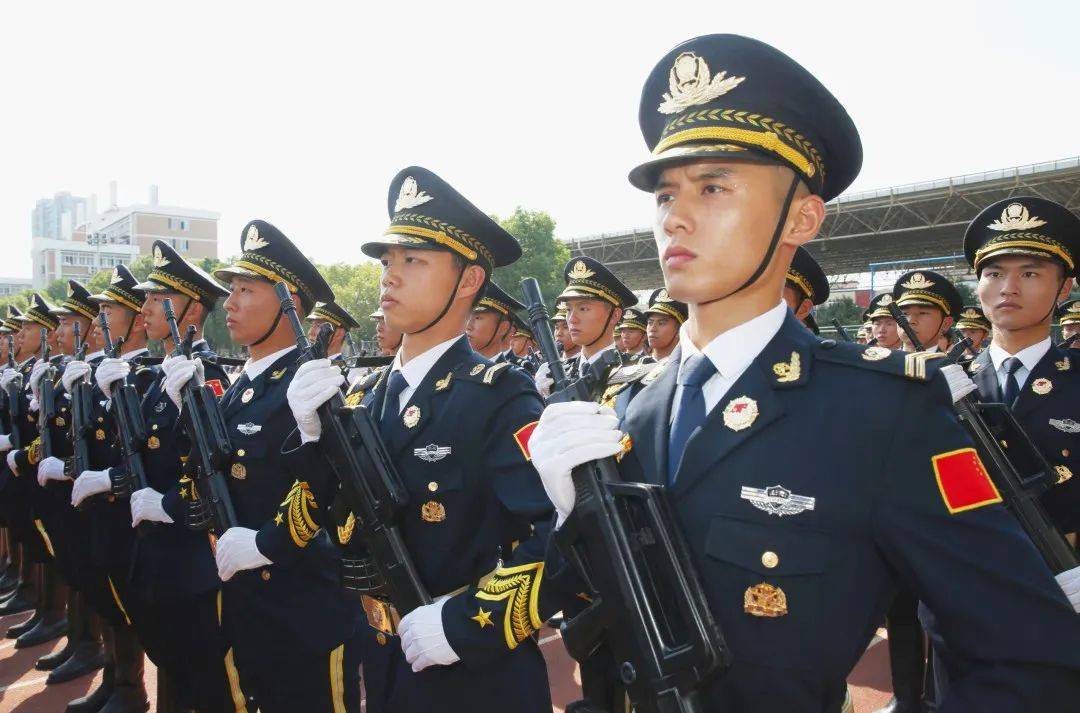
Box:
(394, 176, 433, 213)
(961, 309, 980, 319)
(740, 484, 816, 517)
(1070, 303, 1080, 313)
(722, 395, 758, 432)
(988, 203, 1047, 232)
(656, 288, 672, 303)
(243, 224, 269, 251)
(900, 273, 935, 290)
(153, 245, 169, 268)
(111, 268, 123, 285)
(658, 52, 746, 115)
(879, 295, 893, 305)
(568, 260, 595, 280)
(67, 283, 74, 297)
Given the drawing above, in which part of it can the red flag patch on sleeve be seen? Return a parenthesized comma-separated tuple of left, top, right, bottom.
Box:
(513, 421, 539, 461)
(931, 448, 1002, 514)
(205, 379, 225, 398)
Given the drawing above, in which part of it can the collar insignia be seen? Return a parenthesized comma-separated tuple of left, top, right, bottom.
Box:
(988, 202, 1047, 232)
(434, 372, 452, 391)
(740, 484, 816, 517)
(413, 444, 451, 462)
(394, 176, 433, 213)
(568, 260, 595, 280)
(1056, 357, 1071, 371)
(153, 245, 169, 268)
(658, 52, 746, 115)
(900, 273, 934, 290)
(772, 352, 801, 383)
(269, 368, 287, 381)
(244, 224, 269, 251)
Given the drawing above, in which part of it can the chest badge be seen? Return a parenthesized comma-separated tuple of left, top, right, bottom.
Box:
(1031, 378, 1053, 395)
(231, 463, 247, 480)
(95, 428, 106, 441)
(722, 396, 758, 432)
(740, 484, 816, 517)
(421, 500, 446, 522)
(1049, 418, 1080, 434)
(237, 422, 262, 436)
(154, 400, 168, 413)
(744, 583, 788, 617)
(403, 405, 421, 429)
(147, 436, 160, 450)
(241, 387, 255, 404)
(862, 346, 891, 361)
(1055, 465, 1073, 484)
(413, 444, 451, 462)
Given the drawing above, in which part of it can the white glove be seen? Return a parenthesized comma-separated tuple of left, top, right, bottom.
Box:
(0, 368, 18, 388)
(0, 434, 10, 452)
(215, 527, 271, 581)
(28, 360, 49, 401)
(1055, 566, 1080, 613)
(287, 359, 344, 443)
(28, 397, 38, 413)
(71, 469, 112, 506)
(399, 596, 459, 672)
(62, 360, 91, 393)
(534, 361, 553, 398)
(941, 363, 978, 404)
(130, 487, 175, 526)
(163, 357, 203, 410)
(530, 401, 624, 527)
(6, 449, 18, 475)
(94, 358, 130, 399)
(37, 456, 70, 487)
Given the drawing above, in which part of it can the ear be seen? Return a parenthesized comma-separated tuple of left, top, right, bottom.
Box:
(457, 265, 487, 302)
(1057, 277, 1074, 302)
(612, 306, 624, 325)
(941, 316, 954, 335)
(782, 193, 826, 248)
(794, 298, 813, 321)
(497, 319, 512, 341)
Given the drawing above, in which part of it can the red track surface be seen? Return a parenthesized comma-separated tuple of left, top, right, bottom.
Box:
(0, 614, 893, 711)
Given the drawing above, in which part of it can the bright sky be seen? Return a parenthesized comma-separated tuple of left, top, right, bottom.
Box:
(2, 0, 1077, 279)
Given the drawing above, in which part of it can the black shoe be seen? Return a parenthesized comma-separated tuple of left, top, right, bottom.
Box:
(0, 590, 35, 616)
(6, 610, 41, 638)
(66, 667, 114, 713)
(14, 616, 67, 648)
(97, 684, 150, 713)
(48, 643, 105, 684)
(35, 638, 74, 670)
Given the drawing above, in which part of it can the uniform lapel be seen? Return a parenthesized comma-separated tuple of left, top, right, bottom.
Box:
(622, 346, 680, 486)
(970, 349, 999, 403)
(1012, 345, 1063, 419)
(669, 313, 812, 499)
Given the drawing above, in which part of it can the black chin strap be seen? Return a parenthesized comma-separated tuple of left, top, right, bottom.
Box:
(479, 314, 507, 352)
(408, 264, 469, 336)
(584, 304, 618, 349)
(251, 311, 284, 348)
(701, 174, 801, 307)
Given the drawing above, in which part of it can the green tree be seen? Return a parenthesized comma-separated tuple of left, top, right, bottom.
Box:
(318, 261, 383, 342)
(815, 296, 864, 331)
(491, 208, 570, 313)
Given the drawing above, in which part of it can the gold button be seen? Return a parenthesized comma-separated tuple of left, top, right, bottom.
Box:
(761, 551, 779, 569)
(237, 449, 246, 457)
(1064, 449, 1071, 458)
(261, 570, 271, 581)
(98, 417, 104, 423)
(428, 481, 438, 492)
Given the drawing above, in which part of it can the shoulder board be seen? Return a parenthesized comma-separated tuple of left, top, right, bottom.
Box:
(813, 340, 945, 382)
(606, 362, 649, 386)
(457, 360, 513, 386)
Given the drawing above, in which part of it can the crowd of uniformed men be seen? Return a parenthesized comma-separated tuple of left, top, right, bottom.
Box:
(1, 32, 1079, 713)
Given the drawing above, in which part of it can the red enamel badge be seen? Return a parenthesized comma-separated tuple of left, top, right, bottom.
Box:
(205, 379, 225, 398)
(932, 448, 1001, 514)
(513, 421, 539, 461)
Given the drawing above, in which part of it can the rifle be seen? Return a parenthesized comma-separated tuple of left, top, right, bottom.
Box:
(274, 282, 430, 628)
(831, 319, 852, 343)
(888, 303, 1078, 572)
(98, 312, 153, 532)
(1062, 333, 1079, 350)
(37, 328, 57, 460)
(67, 322, 95, 487)
(162, 298, 238, 537)
(521, 277, 729, 713)
(4, 334, 20, 449)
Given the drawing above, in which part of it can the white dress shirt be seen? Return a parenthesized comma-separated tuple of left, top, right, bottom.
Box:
(988, 337, 1051, 394)
(121, 347, 149, 362)
(85, 350, 105, 362)
(389, 335, 463, 413)
(242, 346, 296, 381)
(576, 343, 618, 373)
(675, 301, 787, 416)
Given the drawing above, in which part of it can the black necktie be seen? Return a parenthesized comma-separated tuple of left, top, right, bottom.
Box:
(223, 372, 249, 411)
(667, 353, 717, 484)
(380, 371, 409, 434)
(1001, 357, 1023, 407)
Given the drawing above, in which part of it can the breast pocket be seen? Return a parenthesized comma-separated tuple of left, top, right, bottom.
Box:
(401, 449, 467, 535)
(704, 515, 830, 672)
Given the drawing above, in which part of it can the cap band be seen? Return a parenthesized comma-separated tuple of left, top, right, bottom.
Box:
(785, 269, 815, 302)
(386, 213, 494, 268)
(99, 287, 144, 313)
(146, 271, 206, 302)
(475, 297, 510, 315)
(973, 234, 1074, 272)
(895, 291, 950, 315)
(645, 304, 686, 323)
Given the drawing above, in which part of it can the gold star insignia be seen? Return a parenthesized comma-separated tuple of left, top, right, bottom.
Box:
(471, 607, 493, 628)
(274, 512, 284, 526)
(179, 486, 188, 499)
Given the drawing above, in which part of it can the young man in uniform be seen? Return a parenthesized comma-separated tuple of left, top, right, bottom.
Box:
(892, 270, 962, 353)
(616, 307, 649, 361)
(643, 287, 687, 363)
(863, 294, 903, 350)
(371, 307, 402, 356)
(290, 167, 562, 712)
(955, 306, 991, 353)
(305, 300, 360, 364)
(1056, 299, 1080, 344)
(551, 305, 579, 361)
(530, 33, 1080, 711)
(783, 246, 829, 332)
(465, 282, 521, 360)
